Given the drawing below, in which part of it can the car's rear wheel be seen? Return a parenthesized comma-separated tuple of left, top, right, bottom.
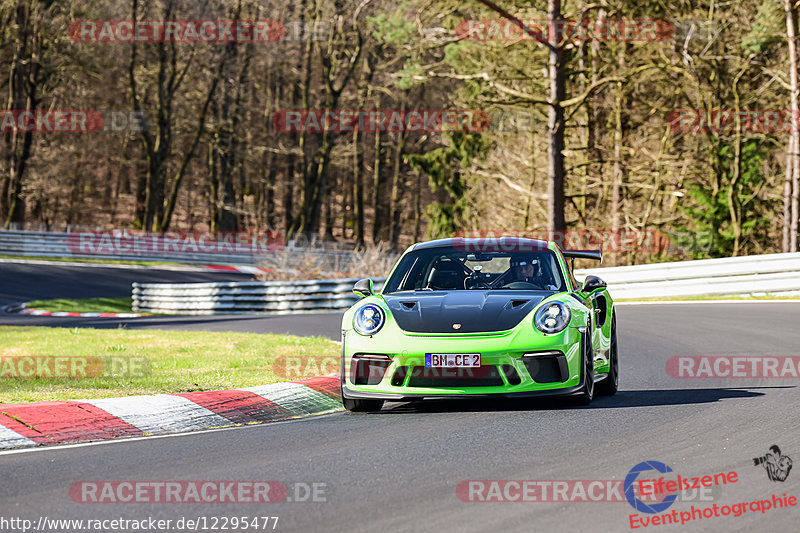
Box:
(574, 331, 594, 406)
(342, 396, 384, 412)
(596, 315, 618, 396)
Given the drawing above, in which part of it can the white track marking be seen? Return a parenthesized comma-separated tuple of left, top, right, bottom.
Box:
(0, 425, 38, 450)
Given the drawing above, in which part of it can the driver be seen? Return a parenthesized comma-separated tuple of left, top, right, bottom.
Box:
(509, 256, 540, 284)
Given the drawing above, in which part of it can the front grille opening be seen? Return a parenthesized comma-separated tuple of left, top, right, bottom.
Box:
(406, 365, 505, 387)
(351, 356, 391, 385)
(391, 366, 408, 386)
(522, 353, 568, 383)
(501, 365, 521, 385)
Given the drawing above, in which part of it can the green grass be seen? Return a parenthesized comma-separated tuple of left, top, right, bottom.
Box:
(26, 297, 135, 314)
(0, 326, 339, 403)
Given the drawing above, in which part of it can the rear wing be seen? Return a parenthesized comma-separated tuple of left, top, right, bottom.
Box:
(562, 248, 602, 263)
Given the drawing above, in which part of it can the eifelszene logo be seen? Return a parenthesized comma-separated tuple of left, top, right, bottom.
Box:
(624, 460, 736, 515)
(624, 461, 678, 514)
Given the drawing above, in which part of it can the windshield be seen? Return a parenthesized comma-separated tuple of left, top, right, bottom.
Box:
(383, 246, 567, 293)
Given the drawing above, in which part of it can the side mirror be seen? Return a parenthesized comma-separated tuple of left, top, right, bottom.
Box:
(353, 278, 375, 298)
(581, 275, 607, 293)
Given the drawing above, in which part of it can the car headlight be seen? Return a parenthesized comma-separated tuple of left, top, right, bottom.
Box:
(534, 301, 571, 334)
(353, 304, 385, 336)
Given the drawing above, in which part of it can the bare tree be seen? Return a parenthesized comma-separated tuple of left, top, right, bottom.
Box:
(1, 0, 42, 228)
(786, 0, 800, 251)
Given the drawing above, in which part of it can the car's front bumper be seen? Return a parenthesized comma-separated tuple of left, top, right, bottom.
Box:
(340, 326, 586, 400)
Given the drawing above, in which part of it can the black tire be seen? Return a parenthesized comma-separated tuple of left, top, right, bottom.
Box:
(596, 315, 619, 396)
(574, 331, 595, 406)
(342, 396, 384, 412)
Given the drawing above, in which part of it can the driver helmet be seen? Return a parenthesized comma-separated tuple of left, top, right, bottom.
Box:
(510, 256, 539, 279)
(510, 255, 538, 271)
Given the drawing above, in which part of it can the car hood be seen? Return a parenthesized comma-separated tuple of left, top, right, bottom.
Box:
(383, 290, 550, 334)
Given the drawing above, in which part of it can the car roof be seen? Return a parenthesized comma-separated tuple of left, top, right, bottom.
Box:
(411, 236, 552, 251)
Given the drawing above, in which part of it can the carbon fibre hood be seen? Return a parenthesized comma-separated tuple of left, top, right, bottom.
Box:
(384, 290, 549, 334)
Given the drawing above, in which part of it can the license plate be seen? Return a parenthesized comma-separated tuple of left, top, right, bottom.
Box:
(425, 353, 481, 368)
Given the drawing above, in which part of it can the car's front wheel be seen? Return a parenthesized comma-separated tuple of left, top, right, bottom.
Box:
(342, 396, 384, 412)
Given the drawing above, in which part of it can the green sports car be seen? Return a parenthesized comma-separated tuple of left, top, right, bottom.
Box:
(340, 236, 618, 412)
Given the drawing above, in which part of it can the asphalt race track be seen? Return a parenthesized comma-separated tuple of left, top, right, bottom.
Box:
(1, 261, 799, 532)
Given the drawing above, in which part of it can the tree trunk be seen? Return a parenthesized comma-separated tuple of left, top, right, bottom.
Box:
(352, 125, 365, 248)
(371, 128, 382, 244)
(728, 72, 744, 256)
(352, 57, 375, 248)
(2, 0, 40, 229)
(610, 45, 626, 237)
(217, 50, 241, 232)
(283, 156, 295, 235)
(264, 152, 276, 229)
(323, 172, 336, 241)
(290, 0, 316, 238)
(413, 170, 421, 243)
(207, 133, 220, 230)
(547, 0, 566, 232)
(341, 150, 350, 238)
(784, 136, 793, 253)
(786, 0, 800, 252)
(389, 100, 409, 249)
(523, 131, 536, 229)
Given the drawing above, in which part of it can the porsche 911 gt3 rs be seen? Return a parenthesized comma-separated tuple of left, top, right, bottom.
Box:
(340, 237, 618, 411)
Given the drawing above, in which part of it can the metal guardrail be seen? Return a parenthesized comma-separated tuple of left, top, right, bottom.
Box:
(132, 279, 387, 315)
(132, 253, 800, 315)
(576, 252, 800, 299)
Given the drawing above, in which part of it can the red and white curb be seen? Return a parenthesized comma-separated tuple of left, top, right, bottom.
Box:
(0, 376, 341, 450)
(17, 307, 147, 318)
(204, 265, 269, 275)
